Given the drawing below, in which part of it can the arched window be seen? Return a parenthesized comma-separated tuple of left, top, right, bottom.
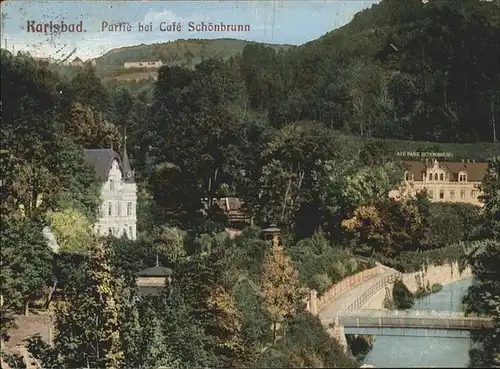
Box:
(434, 173, 438, 181)
(440, 173, 444, 181)
(439, 189, 444, 199)
(458, 171, 467, 182)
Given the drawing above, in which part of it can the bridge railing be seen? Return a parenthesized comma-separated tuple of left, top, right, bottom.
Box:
(353, 309, 466, 318)
(345, 272, 402, 314)
(336, 311, 494, 330)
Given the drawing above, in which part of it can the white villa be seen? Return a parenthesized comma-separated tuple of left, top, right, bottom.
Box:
(83, 145, 137, 240)
(390, 159, 488, 207)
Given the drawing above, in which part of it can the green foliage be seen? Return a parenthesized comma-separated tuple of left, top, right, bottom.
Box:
(462, 239, 500, 367)
(462, 156, 500, 367)
(477, 156, 500, 240)
(414, 283, 443, 299)
(377, 242, 470, 273)
(47, 207, 93, 253)
(255, 312, 357, 368)
(95, 38, 291, 68)
(0, 219, 53, 316)
(289, 229, 372, 295)
(391, 279, 415, 310)
(107, 237, 157, 284)
(151, 225, 187, 261)
(424, 203, 482, 246)
(70, 65, 110, 113)
(52, 240, 125, 368)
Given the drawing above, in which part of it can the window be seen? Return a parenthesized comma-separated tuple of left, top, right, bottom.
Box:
(129, 226, 133, 238)
(434, 173, 438, 181)
(471, 190, 477, 199)
(439, 190, 444, 199)
(108, 202, 112, 216)
(450, 190, 455, 199)
(428, 190, 434, 199)
(440, 173, 444, 181)
(127, 202, 133, 216)
(117, 202, 121, 216)
(405, 172, 413, 181)
(110, 179, 115, 190)
(459, 172, 467, 182)
(460, 190, 466, 199)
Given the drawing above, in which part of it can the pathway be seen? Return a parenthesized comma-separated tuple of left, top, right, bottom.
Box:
(318, 264, 397, 326)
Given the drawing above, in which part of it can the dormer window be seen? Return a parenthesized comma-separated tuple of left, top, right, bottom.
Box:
(434, 173, 438, 181)
(440, 173, 444, 181)
(458, 172, 467, 182)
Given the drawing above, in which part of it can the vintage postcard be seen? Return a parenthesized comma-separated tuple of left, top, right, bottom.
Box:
(1, 0, 498, 368)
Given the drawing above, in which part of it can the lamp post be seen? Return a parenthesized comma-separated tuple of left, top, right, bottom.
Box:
(261, 224, 281, 247)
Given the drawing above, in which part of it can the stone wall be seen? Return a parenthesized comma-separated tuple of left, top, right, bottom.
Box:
(3, 312, 54, 350)
(361, 261, 472, 310)
(304, 264, 383, 314)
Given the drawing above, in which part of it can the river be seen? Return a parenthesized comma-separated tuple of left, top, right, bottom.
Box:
(362, 277, 473, 368)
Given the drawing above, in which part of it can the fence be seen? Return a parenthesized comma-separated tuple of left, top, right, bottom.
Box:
(337, 310, 494, 330)
(304, 264, 383, 314)
(345, 271, 402, 314)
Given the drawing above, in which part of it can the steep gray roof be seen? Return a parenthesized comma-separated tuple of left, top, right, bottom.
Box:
(83, 149, 121, 180)
(121, 145, 134, 183)
(136, 266, 173, 277)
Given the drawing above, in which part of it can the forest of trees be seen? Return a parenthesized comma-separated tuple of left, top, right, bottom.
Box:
(1, 0, 499, 367)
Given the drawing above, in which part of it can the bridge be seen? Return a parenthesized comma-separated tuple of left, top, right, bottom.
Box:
(316, 262, 493, 346)
(335, 309, 494, 338)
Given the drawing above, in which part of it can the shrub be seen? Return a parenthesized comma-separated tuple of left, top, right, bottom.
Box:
(328, 261, 347, 283)
(346, 258, 358, 274)
(392, 279, 414, 310)
(311, 273, 332, 295)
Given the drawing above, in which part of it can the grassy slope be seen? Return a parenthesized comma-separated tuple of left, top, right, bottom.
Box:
(94, 38, 294, 82)
(337, 132, 498, 161)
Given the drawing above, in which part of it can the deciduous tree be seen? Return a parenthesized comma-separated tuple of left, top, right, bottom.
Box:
(53, 240, 124, 368)
(261, 240, 301, 342)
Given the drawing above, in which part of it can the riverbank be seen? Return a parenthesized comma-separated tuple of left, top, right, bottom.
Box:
(362, 262, 472, 310)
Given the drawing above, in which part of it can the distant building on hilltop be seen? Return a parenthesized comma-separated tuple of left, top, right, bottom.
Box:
(390, 159, 488, 207)
(124, 60, 163, 69)
(70, 57, 84, 67)
(83, 143, 137, 240)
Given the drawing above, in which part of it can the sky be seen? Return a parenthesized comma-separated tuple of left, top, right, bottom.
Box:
(0, 0, 379, 60)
